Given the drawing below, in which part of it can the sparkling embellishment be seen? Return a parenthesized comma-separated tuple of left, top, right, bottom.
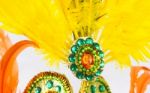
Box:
(46, 80, 53, 89)
(93, 43, 100, 50)
(76, 72, 84, 79)
(71, 45, 78, 53)
(95, 70, 102, 76)
(79, 76, 111, 93)
(85, 37, 93, 44)
(76, 39, 85, 46)
(69, 37, 105, 80)
(24, 72, 73, 93)
(69, 54, 75, 63)
(90, 85, 96, 93)
(70, 64, 78, 71)
(35, 87, 41, 93)
(99, 85, 105, 92)
(55, 86, 61, 92)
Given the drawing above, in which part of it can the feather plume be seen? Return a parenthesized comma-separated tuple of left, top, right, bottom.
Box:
(61, 0, 106, 39)
(96, 0, 150, 66)
(0, 0, 73, 65)
(0, 0, 150, 67)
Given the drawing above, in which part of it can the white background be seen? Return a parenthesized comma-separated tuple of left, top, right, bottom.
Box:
(7, 32, 150, 93)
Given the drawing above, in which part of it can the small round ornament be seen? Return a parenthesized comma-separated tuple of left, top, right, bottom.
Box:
(69, 37, 104, 80)
(79, 76, 111, 93)
(24, 72, 73, 93)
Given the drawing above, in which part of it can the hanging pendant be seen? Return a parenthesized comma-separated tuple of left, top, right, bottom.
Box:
(24, 72, 73, 93)
(79, 76, 111, 93)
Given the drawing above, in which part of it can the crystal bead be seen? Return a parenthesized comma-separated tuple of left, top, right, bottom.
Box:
(95, 70, 101, 76)
(100, 60, 104, 68)
(55, 85, 61, 92)
(99, 50, 104, 58)
(35, 87, 41, 93)
(76, 39, 85, 46)
(93, 43, 100, 50)
(68, 54, 75, 63)
(76, 72, 84, 79)
(46, 80, 53, 89)
(70, 64, 78, 72)
(90, 85, 96, 93)
(85, 37, 93, 44)
(99, 85, 105, 92)
(71, 45, 78, 53)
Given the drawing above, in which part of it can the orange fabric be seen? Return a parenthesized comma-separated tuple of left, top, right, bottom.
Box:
(0, 40, 37, 93)
(130, 66, 150, 93)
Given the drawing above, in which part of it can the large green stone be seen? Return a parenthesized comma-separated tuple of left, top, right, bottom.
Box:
(85, 37, 93, 44)
(99, 50, 104, 58)
(71, 45, 78, 53)
(93, 43, 100, 50)
(76, 72, 84, 79)
(95, 70, 102, 76)
(100, 60, 104, 68)
(70, 64, 78, 72)
(90, 85, 96, 93)
(99, 85, 105, 92)
(76, 39, 85, 46)
(68, 54, 76, 63)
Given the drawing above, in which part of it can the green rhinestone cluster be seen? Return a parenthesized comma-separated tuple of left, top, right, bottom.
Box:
(24, 72, 72, 93)
(69, 37, 104, 81)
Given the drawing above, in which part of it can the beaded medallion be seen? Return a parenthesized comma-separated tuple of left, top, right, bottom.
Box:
(24, 72, 73, 93)
(79, 76, 111, 93)
(68, 37, 104, 80)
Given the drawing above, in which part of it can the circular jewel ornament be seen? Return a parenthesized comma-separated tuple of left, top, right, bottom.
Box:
(79, 76, 111, 93)
(69, 37, 104, 81)
(24, 72, 73, 93)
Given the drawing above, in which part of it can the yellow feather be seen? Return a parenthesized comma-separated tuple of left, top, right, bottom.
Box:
(96, 0, 150, 66)
(0, 0, 73, 65)
(0, 0, 150, 67)
(61, 0, 106, 39)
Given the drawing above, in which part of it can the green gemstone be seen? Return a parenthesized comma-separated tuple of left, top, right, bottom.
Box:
(86, 75, 94, 81)
(35, 87, 41, 93)
(70, 64, 78, 72)
(95, 70, 101, 76)
(68, 54, 75, 63)
(76, 39, 85, 46)
(76, 72, 84, 79)
(99, 85, 105, 92)
(93, 43, 100, 50)
(46, 80, 53, 89)
(100, 60, 104, 68)
(71, 45, 78, 53)
(90, 85, 96, 93)
(85, 37, 93, 44)
(99, 50, 104, 58)
(55, 86, 61, 92)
